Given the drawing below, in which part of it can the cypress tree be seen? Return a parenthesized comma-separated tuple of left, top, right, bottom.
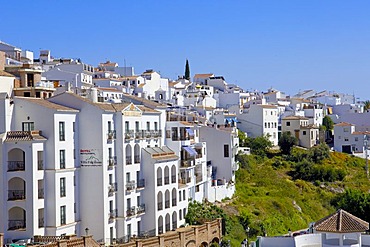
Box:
(184, 59, 190, 80)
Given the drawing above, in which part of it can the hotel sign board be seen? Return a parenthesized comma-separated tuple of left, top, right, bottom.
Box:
(80, 149, 103, 167)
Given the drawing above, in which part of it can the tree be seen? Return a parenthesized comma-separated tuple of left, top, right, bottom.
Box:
(238, 130, 248, 147)
(364, 100, 370, 112)
(332, 189, 370, 222)
(309, 143, 330, 163)
(245, 136, 272, 156)
(184, 59, 190, 80)
(322, 116, 334, 140)
(278, 132, 298, 155)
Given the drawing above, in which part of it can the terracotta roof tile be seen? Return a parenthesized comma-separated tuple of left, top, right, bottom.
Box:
(194, 73, 214, 79)
(16, 97, 79, 112)
(283, 116, 309, 120)
(5, 130, 47, 142)
(0, 70, 15, 77)
(335, 122, 353, 127)
(314, 209, 369, 233)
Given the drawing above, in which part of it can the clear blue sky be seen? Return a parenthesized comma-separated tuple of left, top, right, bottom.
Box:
(2, 0, 370, 100)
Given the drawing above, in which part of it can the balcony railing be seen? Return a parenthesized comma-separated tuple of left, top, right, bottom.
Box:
(158, 226, 163, 234)
(126, 156, 132, 165)
(172, 221, 177, 230)
(172, 198, 177, 206)
(8, 161, 25, 171)
(8, 190, 25, 200)
(126, 181, 136, 191)
(135, 131, 143, 139)
(39, 218, 44, 227)
(137, 179, 145, 189)
(158, 202, 163, 211)
(137, 204, 145, 214)
(151, 130, 162, 138)
(38, 160, 43, 170)
(180, 160, 194, 168)
(164, 176, 169, 185)
(126, 206, 136, 217)
(165, 223, 171, 231)
(157, 178, 162, 186)
(38, 188, 44, 199)
(109, 209, 118, 219)
(8, 220, 26, 230)
(125, 130, 135, 140)
(165, 200, 170, 208)
(171, 175, 176, 183)
(179, 177, 191, 184)
(108, 183, 117, 196)
(196, 174, 203, 183)
(134, 155, 140, 164)
(107, 130, 116, 140)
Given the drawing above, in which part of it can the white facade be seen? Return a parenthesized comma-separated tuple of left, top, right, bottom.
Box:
(237, 104, 279, 145)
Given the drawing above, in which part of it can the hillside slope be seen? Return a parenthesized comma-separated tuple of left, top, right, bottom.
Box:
(221, 149, 370, 245)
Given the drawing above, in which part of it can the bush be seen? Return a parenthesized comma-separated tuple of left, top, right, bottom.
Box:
(278, 132, 298, 155)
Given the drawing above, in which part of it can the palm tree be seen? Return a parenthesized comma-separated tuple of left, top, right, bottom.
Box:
(364, 100, 370, 112)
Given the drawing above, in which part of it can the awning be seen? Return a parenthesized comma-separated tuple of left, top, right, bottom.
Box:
(183, 146, 197, 156)
(186, 128, 194, 136)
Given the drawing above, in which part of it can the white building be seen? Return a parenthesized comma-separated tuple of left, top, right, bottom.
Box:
(237, 104, 279, 146)
(281, 116, 319, 148)
(333, 122, 370, 156)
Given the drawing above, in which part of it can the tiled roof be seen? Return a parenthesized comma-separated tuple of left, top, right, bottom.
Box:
(96, 87, 122, 92)
(53, 92, 116, 112)
(193, 73, 213, 79)
(5, 130, 47, 142)
(352, 131, 370, 135)
(283, 116, 309, 120)
(0, 70, 15, 77)
(335, 122, 353, 127)
(260, 105, 277, 109)
(16, 97, 79, 112)
(314, 209, 369, 233)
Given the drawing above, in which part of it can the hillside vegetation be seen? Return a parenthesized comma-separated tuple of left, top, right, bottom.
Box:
(187, 135, 370, 246)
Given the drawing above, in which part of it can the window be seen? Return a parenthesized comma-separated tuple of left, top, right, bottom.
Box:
(154, 122, 158, 131)
(355, 137, 359, 141)
(135, 121, 140, 131)
(73, 122, 75, 132)
(224, 144, 229, 157)
(59, 122, 65, 141)
(303, 131, 307, 135)
(60, 178, 66, 197)
(22, 122, 34, 131)
(286, 122, 290, 126)
(60, 150, 66, 169)
(345, 138, 349, 142)
(344, 128, 349, 132)
(60, 206, 66, 225)
(146, 121, 150, 131)
(125, 121, 129, 131)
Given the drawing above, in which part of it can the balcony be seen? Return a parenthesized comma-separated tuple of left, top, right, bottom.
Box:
(126, 181, 136, 191)
(158, 202, 163, 211)
(165, 200, 170, 209)
(171, 175, 176, 183)
(107, 130, 116, 140)
(38, 188, 44, 199)
(143, 130, 152, 139)
(108, 183, 117, 196)
(134, 155, 140, 164)
(126, 156, 132, 165)
(126, 206, 136, 217)
(8, 161, 25, 172)
(137, 179, 145, 189)
(151, 130, 162, 138)
(157, 178, 162, 186)
(135, 131, 143, 139)
(180, 160, 194, 168)
(8, 220, 26, 230)
(38, 160, 43, 170)
(38, 218, 44, 228)
(158, 226, 163, 234)
(109, 209, 118, 219)
(196, 173, 203, 183)
(137, 204, 145, 214)
(179, 177, 191, 184)
(172, 198, 177, 207)
(166, 223, 171, 232)
(108, 158, 116, 170)
(164, 176, 169, 185)
(8, 190, 25, 200)
(125, 130, 135, 140)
